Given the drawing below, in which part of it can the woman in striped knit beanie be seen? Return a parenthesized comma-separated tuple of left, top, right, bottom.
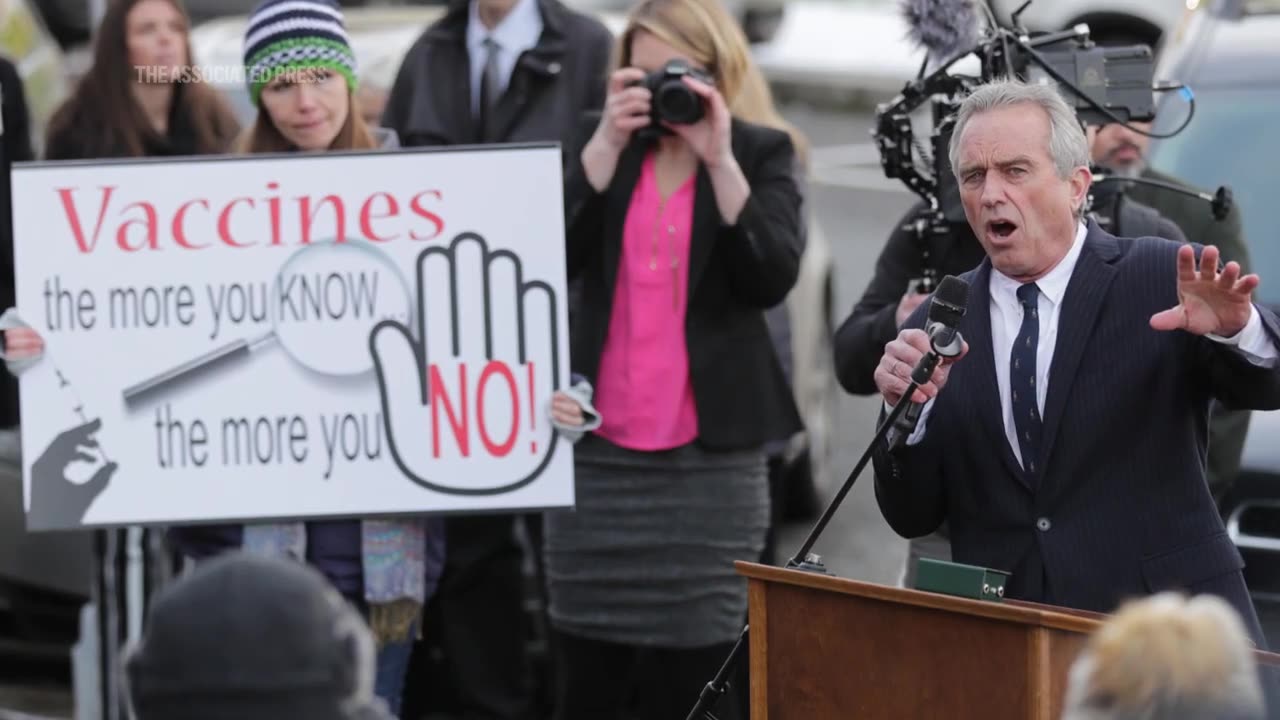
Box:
(166, 1, 446, 716)
(237, 0, 371, 151)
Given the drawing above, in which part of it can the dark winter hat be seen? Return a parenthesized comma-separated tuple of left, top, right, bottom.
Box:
(123, 551, 391, 720)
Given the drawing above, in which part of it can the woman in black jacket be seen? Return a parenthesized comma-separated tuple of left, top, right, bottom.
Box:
(543, 0, 803, 716)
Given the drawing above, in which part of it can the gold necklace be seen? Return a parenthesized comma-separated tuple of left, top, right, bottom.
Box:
(649, 195, 680, 311)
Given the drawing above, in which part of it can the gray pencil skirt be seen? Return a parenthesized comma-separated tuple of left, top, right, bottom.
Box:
(542, 434, 770, 649)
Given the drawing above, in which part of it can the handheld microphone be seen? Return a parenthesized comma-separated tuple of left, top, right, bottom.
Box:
(888, 274, 970, 448)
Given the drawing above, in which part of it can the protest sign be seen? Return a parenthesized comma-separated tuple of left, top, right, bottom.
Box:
(11, 143, 573, 531)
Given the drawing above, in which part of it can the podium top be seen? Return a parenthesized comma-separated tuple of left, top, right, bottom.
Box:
(737, 561, 1101, 635)
(736, 561, 1280, 666)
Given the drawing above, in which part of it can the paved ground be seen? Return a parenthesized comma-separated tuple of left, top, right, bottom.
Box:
(772, 103, 916, 584)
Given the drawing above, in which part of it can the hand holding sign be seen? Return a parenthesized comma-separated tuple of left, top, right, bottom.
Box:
(371, 233, 562, 496)
(30, 418, 117, 527)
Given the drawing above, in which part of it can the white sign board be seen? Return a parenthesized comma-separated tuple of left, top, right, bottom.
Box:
(12, 144, 574, 531)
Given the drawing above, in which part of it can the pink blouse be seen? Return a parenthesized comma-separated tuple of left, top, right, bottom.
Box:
(593, 152, 700, 450)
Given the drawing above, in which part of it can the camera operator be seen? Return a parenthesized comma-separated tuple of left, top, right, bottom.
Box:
(834, 148, 1186, 586)
(545, 0, 803, 715)
(1090, 120, 1252, 511)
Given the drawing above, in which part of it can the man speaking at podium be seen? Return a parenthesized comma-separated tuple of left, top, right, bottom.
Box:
(871, 78, 1280, 647)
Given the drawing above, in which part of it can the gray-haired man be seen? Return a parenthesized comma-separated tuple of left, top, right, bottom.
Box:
(871, 78, 1280, 650)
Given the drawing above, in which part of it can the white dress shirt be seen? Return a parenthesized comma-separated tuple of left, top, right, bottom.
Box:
(467, 0, 544, 118)
(894, 222, 1279, 462)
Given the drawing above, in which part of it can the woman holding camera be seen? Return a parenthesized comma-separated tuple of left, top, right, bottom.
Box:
(544, 0, 803, 716)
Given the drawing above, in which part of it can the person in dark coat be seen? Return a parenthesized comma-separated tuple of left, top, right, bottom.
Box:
(0, 54, 35, 431)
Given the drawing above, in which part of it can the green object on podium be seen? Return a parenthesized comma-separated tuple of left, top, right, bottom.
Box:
(913, 558, 1011, 602)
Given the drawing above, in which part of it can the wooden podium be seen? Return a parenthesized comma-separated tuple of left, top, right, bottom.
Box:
(738, 561, 1280, 719)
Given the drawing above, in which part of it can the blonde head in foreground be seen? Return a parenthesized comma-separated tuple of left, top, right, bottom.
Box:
(1061, 592, 1265, 720)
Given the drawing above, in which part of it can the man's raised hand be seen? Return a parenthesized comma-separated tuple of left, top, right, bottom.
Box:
(1151, 245, 1258, 338)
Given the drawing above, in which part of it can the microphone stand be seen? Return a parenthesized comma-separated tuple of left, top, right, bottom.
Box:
(684, 338, 957, 720)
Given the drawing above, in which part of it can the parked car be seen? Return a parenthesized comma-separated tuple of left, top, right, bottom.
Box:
(1144, 0, 1280, 623)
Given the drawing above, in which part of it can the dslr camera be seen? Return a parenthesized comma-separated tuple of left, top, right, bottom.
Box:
(631, 59, 713, 130)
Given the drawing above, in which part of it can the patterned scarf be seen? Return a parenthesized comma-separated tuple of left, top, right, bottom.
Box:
(242, 519, 427, 646)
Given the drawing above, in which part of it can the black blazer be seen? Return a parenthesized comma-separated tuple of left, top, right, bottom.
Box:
(0, 56, 32, 430)
(872, 222, 1280, 644)
(563, 118, 804, 450)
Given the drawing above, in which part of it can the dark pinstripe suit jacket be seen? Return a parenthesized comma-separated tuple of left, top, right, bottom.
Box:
(872, 221, 1280, 640)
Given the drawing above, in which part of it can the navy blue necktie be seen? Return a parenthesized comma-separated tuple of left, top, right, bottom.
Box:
(1011, 283, 1042, 478)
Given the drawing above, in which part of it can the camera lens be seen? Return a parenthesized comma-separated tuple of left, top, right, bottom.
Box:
(656, 81, 703, 125)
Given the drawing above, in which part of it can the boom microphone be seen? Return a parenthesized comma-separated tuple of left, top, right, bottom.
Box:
(888, 274, 970, 448)
(900, 0, 981, 65)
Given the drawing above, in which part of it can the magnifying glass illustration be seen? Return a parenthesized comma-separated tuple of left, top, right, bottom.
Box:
(120, 238, 414, 411)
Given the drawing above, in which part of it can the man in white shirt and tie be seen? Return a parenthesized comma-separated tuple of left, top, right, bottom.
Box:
(871, 78, 1280, 652)
(381, 0, 613, 717)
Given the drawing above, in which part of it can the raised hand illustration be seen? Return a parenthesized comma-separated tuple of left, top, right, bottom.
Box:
(370, 232, 562, 495)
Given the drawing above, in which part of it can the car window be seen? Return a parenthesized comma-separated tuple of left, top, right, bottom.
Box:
(1148, 87, 1280, 307)
(1244, 0, 1280, 13)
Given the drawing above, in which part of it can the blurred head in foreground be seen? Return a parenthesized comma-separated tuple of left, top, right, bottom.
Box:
(1061, 592, 1265, 720)
(123, 551, 393, 720)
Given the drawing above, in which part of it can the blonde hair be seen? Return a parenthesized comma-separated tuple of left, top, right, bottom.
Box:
(616, 0, 746, 100)
(1061, 592, 1265, 720)
(732, 60, 810, 171)
(614, 0, 808, 169)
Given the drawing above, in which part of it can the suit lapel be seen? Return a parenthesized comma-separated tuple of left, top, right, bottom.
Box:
(965, 261, 1029, 485)
(686, 165, 717, 296)
(1036, 226, 1121, 479)
(687, 120, 755, 297)
(447, 43, 476, 145)
(490, 39, 564, 142)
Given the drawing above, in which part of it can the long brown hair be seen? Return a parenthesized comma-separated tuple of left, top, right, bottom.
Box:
(236, 89, 378, 154)
(44, 0, 240, 158)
